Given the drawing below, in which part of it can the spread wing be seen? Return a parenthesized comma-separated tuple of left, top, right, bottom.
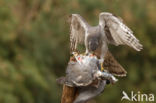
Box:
(70, 14, 89, 52)
(99, 12, 143, 51)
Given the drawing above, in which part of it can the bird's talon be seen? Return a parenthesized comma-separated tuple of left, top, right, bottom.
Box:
(72, 52, 78, 57)
(85, 52, 89, 56)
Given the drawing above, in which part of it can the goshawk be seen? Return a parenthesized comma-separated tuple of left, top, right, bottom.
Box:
(70, 12, 143, 66)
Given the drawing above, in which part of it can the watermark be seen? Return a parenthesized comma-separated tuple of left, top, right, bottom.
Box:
(121, 91, 155, 102)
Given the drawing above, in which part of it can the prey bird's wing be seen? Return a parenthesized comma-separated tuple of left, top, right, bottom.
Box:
(70, 14, 89, 52)
(103, 51, 127, 77)
(100, 12, 143, 51)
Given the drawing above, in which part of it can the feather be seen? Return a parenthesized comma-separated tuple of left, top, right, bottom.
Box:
(100, 12, 143, 51)
(70, 14, 89, 52)
(103, 51, 127, 77)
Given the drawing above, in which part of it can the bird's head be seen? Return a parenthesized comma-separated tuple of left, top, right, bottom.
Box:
(88, 36, 100, 52)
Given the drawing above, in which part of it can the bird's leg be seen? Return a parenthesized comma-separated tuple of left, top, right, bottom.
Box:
(85, 37, 89, 56)
(72, 52, 78, 57)
(99, 58, 104, 71)
(85, 49, 89, 55)
(99, 43, 108, 71)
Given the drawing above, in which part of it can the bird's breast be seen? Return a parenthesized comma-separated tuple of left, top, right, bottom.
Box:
(94, 43, 102, 58)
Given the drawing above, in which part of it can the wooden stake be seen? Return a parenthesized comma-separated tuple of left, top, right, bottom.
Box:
(61, 85, 78, 103)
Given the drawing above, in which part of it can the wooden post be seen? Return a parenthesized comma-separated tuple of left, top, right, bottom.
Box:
(61, 85, 78, 103)
(60, 56, 80, 103)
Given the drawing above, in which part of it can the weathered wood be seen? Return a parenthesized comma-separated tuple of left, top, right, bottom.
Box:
(61, 85, 78, 103)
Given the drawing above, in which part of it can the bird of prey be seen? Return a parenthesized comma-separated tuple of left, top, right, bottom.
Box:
(69, 12, 143, 72)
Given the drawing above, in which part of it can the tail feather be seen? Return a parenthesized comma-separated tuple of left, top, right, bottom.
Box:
(103, 51, 127, 77)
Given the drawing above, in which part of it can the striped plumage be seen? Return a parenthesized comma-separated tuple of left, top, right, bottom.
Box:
(100, 12, 142, 51)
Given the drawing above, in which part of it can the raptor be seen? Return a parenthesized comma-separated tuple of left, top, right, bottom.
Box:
(70, 12, 143, 73)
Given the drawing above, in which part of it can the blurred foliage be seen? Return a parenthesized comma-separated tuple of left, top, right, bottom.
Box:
(0, 0, 155, 103)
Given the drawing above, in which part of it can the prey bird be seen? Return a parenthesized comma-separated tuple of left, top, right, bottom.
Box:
(69, 12, 143, 72)
(57, 53, 118, 103)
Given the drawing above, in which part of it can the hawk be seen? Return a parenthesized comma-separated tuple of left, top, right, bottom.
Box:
(69, 12, 143, 75)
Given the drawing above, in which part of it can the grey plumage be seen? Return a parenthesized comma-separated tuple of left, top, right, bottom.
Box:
(57, 54, 118, 103)
(73, 80, 106, 103)
(100, 12, 142, 51)
(70, 12, 143, 64)
(57, 54, 117, 87)
(65, 56, 99, 87)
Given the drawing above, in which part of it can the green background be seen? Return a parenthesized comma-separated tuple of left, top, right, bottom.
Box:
(0, 0, 155, 103)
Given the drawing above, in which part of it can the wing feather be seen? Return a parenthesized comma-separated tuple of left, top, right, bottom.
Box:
(70, 14, 89, 52)
(100, 12, 143, 51)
